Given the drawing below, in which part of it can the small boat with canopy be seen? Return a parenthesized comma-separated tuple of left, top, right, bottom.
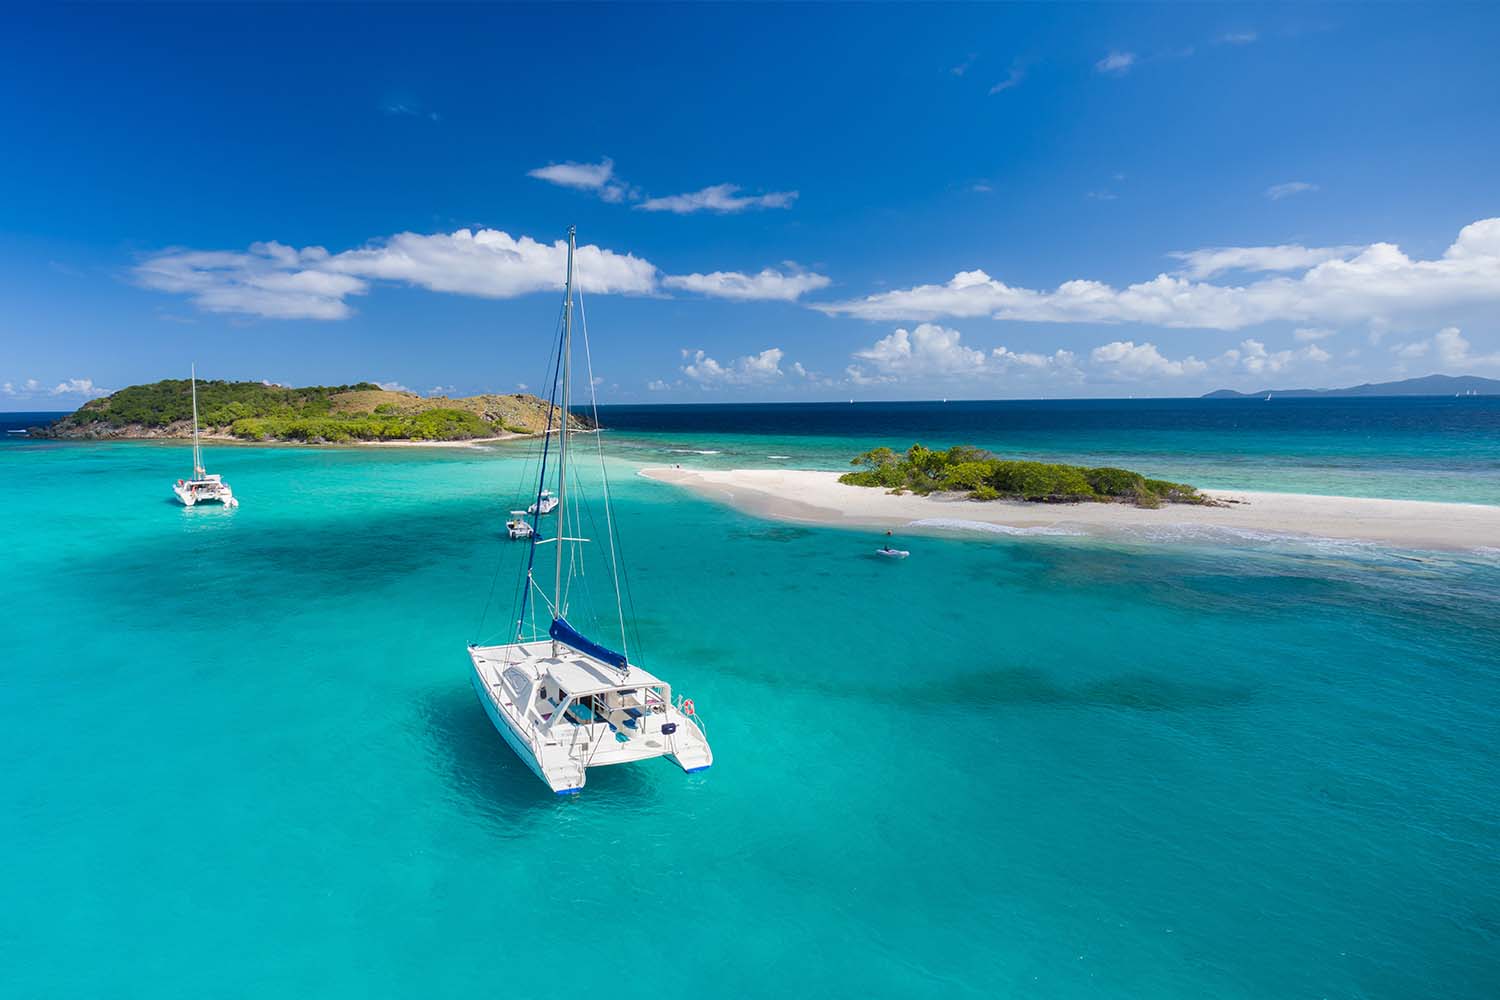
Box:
(527, 489, 559, 515)
(172, 365, 238, 508)
(468, 227, 712, 794)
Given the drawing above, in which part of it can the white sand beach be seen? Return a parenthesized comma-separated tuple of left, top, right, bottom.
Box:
(641, 467, 1500, 551)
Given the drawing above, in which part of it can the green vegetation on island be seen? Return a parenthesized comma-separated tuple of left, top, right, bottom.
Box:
(40, 379, 589, 443)
(839, 444, 1210, 508)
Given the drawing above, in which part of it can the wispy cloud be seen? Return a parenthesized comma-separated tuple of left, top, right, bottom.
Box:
(383, 101, 439, 122)
(374, 381, 412, 393)
(951, 53, 976, 77)
(813, 217, 1500, 334)
(663, 266, 829, 302)
(988, 63, 1025, 94)
(1168, 244, 1360, 280)
(527, 157, 633, 203)
(1293, 327, 1337, 342)
(1220, 31, 1259, 45)
(638, 183, 798, 215)
(527, 159, 797, 215)
(1096, 51, 1137, 75)
(1265, 180, 1319, 200)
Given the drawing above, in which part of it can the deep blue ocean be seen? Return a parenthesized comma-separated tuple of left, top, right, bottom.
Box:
(2, 398, 1498, 998)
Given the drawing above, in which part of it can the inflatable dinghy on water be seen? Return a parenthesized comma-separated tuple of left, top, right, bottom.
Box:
(876, 547, 909, 559)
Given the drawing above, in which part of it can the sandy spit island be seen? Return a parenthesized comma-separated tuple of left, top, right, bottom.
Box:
(641, 467, 1500, 552)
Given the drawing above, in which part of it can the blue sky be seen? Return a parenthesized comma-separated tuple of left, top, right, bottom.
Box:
(3, 2, 1499, 409)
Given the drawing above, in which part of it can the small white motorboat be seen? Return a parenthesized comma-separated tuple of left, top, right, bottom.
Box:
(528, 489, 559, 515)
(506, 511, 534, 540)
(876, 546, 909, 559)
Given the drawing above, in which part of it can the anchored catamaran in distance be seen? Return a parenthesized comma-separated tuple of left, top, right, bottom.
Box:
(468, 227, 712, 794)
(172, 365, 238, 508)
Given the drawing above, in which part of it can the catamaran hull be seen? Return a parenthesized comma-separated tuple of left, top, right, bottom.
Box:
(467, 641, 712, 794)
(468, 660, 582, 794)
(173, 486, 237, 507)
(174, 479, 235, 503)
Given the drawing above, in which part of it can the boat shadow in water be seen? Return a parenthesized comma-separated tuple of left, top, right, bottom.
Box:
(414, 684, 662, 825)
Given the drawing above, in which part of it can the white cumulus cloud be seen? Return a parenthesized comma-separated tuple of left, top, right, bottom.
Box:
(50, 377, 108, 398)
(1091, 341, 1207, 378)
(139, 228, 828, 319)
(846, 324, 1079, 385)
(680, 347, 788, 385)
(814, 217, 1500, 334)
(2, 378, 43, 396)
(1392, 327, 1500, 368)
(135, 243, 369, 320)
(1219, 339, 1330, 375)
(854, 324, 988, 377)
(137, 229, 658, 319)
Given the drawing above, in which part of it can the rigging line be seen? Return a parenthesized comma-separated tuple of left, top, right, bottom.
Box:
(493, 296, 567, 644)
(576, 280, 632, 660)
(562, 452, 595, 622)
(513, 295, 569, 641)
(475, 298, 566, 643)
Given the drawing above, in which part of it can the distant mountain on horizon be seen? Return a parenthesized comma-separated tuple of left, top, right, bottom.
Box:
(1202, 374, 1500, 399)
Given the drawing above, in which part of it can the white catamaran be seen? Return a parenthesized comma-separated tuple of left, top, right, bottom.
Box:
(172, 366, 238, 508)
(468, 227, 712, 794)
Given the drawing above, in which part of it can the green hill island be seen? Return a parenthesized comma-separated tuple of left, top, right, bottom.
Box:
(840, 444, 1212, 508)
(37, 379, 589, 444)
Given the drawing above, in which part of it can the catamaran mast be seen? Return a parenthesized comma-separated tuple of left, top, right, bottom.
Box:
(190, 363, 204, 479)
(552, 227, 576, 655)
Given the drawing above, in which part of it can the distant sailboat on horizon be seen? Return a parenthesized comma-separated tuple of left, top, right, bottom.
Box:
(172, 365, 237, 508)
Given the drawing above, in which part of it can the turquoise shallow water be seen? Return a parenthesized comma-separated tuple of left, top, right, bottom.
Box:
(3, 432, 1499, 998)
